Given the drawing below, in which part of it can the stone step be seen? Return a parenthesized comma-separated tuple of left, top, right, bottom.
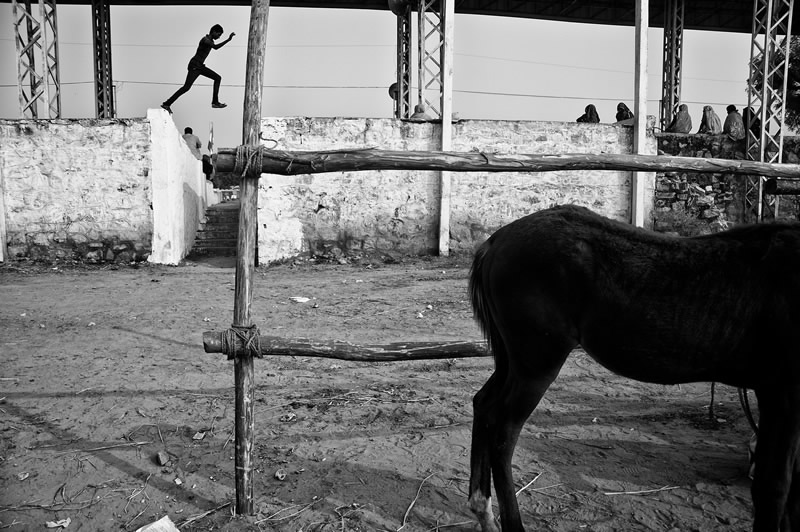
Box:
(195, 229, 238, 240)
(193, 235, 237, 246)
(188, 246, 237, 257)
(191, 200, 241, 257)
(200, 220, 239, 231)
(202, 213, 240, 223)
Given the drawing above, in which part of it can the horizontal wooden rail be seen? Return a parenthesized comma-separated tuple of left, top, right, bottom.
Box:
(214, 147, 800, 178)
(764, 178, 800, 195)
(203, 330, 489, 361)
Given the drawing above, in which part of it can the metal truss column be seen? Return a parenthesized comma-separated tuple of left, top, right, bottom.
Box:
(395, 4, 412, 119)
(745, 0, 793, 221)
(417, 0, 445, 118)
(91, 0, 114, 118)
(13, 0, 61, 118)
(660, 0, 684, 130)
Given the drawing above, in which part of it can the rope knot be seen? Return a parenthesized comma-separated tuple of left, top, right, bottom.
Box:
(221, 324, 262, 360)
(233, 146, 264, 178)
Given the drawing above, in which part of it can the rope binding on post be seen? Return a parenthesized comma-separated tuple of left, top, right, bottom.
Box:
(221, 324, 263, 360)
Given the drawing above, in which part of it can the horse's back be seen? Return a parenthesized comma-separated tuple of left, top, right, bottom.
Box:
(471, 205, 800, 388)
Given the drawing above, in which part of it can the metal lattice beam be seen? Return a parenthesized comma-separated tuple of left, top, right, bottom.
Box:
(40, 0, 61, 117)
(13, 0, 61, 118)
(418, 0, 444, 118)
(745, 0, 793, 221)
(91, 0, 114, 118)
(395, 6, 412, 119)
(661, 0, 684, 129)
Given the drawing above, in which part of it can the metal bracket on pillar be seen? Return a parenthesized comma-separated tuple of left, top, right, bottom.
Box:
(13, 0, 61, 119)
(91, 0, 114, 118)
(660, 0, 684, 130)
(745, 0, 793, 222)
(394, 1, 412, 119)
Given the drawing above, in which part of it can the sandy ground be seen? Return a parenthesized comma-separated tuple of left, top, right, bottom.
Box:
(0, 254, 756, 531)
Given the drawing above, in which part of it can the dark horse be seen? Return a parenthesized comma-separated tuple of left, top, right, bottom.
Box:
(468, 204, 800, 532)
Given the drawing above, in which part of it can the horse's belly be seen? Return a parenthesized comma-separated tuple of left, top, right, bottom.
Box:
(579, 332, 751, 386)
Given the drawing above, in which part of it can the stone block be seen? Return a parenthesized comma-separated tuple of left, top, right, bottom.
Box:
(85, 250, 102, 263)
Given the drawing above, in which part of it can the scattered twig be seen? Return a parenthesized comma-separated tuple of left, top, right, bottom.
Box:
(425, 520, 474, 531)
(515, 472, 542, 497)
(0, 494, 110, 513)
(257, 499, 319, 524)
(76, 385, 104, 395)
(178, 501, 232, 529)
(604, 485, 680, 496)
(26, 440, 79, 450)
(222, 431, 234, 451)
(125, 474, 152, 513)
(123, 501, 149, 529)
(398, 472, 435, 531)
(58, 441, 150, 456)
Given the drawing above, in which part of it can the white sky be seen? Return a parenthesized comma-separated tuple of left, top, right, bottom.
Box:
(0, 5, 753, 149)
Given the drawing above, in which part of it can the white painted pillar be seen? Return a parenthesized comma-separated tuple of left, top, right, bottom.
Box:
(438, 0, 454, 255)
(0, 170, 7, 262)
(632, 0, 648, 227)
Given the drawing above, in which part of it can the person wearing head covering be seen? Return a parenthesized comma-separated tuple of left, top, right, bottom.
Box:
(615, 102, 634, 122)
(723, 105, 746, 140)
(665, 104, 692, 133)
(697, 105, 722, 134)
(742, 107, 762, 139)
(577, 104, 600, 123)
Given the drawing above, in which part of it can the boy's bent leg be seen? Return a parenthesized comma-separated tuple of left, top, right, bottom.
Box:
(200, 66, 224, 105)
(164, 69, 201, 106)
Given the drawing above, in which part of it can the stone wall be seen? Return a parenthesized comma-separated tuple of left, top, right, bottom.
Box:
(654, 133, 800, 235)
(0, 112, 210, 264)
(0, 119, 153, 262)
(258, 117, 656, 262)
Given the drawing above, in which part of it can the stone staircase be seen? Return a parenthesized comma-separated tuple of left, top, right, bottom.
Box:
(190, 200, 240, 257)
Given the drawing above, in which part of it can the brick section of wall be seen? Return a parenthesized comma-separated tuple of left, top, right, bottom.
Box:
(0, 119, 153, 262)
(654, 133, 800, 235)
(258, 117, 656, 262)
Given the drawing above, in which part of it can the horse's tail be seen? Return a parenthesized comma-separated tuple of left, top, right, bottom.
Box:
(469, 238, 508, 374)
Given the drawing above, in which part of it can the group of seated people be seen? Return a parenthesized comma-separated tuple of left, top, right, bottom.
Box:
(576, 103, 634, 124)
(664, 103, 760, 140)
(576, 102, 761, 141)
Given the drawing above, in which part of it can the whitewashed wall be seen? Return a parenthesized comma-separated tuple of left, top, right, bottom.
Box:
(257, 117, 656, 262)
(147, 109, 208, 265)
(0, 112, 207, 264)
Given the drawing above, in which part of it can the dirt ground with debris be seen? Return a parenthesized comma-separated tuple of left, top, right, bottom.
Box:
(0, 254, 756, 531)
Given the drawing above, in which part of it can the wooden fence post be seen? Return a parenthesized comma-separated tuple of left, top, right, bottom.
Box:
(232, 0, 270, 516)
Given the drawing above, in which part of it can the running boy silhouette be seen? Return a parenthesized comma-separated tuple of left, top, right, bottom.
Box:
(161, 24, 235, 113)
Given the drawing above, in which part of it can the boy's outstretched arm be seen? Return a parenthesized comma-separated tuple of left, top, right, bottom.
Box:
(213, 33, 235, 49)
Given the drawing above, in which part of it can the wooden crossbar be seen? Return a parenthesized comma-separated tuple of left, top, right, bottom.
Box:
(203, 331, 489, 361)
(214, 147, 800, 179)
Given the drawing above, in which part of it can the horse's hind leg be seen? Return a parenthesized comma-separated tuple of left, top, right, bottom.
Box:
(752, 386, 800, 532)
(470, 372, 502, 532)
(469, 336, 570, 532)
(783, 462, 800, 532)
